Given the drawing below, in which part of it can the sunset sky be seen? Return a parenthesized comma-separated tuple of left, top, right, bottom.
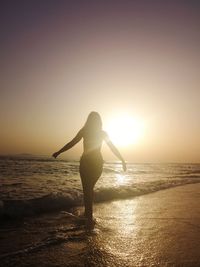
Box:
(1, 0, 200, 163)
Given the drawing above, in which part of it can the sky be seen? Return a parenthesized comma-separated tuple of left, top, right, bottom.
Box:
(1, 0, 200, 163)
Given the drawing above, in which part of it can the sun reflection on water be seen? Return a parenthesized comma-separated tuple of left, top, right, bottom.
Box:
(115, 173, 127, 185)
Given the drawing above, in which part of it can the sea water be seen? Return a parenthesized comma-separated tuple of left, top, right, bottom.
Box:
(0, 155, 200, 218)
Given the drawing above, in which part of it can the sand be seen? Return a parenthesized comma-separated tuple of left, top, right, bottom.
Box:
(0, 183, 200, 267)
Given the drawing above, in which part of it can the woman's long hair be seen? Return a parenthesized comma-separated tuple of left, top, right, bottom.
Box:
(84, 111, 102, 134)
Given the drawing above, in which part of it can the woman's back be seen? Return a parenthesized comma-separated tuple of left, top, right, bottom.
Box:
(82, 128, 105, 154)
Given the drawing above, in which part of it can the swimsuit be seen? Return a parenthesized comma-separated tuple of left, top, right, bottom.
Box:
(79, 151, 103, 186)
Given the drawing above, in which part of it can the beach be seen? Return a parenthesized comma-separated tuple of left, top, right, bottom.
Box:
(1, 1, 200, 266)
(1, 183, 200, 267)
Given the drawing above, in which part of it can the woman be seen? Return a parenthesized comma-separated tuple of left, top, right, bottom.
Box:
(52, 111, 126, 229)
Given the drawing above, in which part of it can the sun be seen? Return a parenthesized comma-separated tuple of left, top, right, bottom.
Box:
(105, 114, 145, 147)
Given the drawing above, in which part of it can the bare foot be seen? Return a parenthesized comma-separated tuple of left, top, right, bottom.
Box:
(86, 218, 96, 230)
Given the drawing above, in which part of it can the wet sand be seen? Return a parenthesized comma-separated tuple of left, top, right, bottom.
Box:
(0, 183, 200, 267)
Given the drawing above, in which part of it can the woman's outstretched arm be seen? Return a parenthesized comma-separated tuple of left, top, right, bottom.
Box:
(52, 128, 83, 158)
(103, 131, 126, 171)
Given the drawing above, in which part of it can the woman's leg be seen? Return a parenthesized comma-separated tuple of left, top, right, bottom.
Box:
(80, 155, 103, 229)
(81, 179, 94, 222)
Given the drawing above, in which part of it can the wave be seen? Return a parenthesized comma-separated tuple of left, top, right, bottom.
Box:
(1, 178, 200, 220)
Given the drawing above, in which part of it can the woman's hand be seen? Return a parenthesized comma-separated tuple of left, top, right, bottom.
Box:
(122, 160, 127, 172)
(52, 151, 60, 159)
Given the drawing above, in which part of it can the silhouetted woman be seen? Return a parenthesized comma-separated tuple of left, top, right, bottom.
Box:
(52, 111, 126, 229)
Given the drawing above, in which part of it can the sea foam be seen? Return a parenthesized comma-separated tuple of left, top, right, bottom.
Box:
(1, 178, 200, 219)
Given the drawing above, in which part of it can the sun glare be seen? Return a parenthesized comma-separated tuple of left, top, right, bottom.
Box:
(105, 114, 145, 147)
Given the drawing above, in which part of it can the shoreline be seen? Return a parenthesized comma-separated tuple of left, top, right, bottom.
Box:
(0, 183, 200, 266)
(1, 180, 200, 221)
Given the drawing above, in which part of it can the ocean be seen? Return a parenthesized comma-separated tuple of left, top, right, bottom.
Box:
(1, 155, 200, 219)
